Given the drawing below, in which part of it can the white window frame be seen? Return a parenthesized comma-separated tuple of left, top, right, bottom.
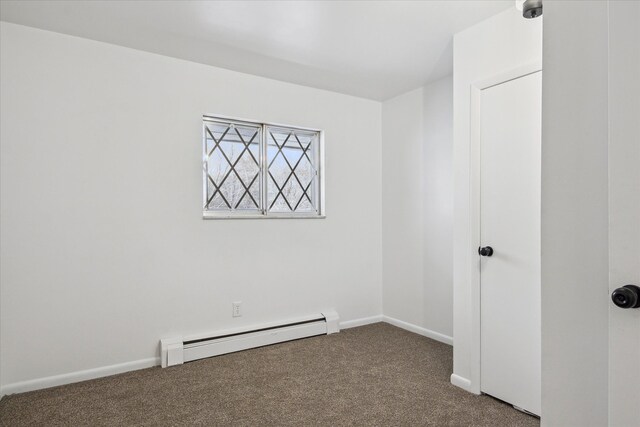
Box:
(202, 115, 325, 219)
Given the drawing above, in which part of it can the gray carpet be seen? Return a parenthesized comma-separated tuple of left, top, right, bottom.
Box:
(0, 323, 539, 426)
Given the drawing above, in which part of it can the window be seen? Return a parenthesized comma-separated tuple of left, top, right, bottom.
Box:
(203, 116, 324, 218)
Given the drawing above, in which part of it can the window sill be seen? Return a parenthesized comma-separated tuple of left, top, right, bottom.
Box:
(202, 213, 326, 220)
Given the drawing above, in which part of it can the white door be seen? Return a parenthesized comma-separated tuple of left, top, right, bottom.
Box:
(479, 71, 541, 415)
(608, 2, 640, 425)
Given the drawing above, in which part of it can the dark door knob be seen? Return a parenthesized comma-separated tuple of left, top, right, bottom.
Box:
(611, 285, 640, 309)
(478, 246, 494, 257)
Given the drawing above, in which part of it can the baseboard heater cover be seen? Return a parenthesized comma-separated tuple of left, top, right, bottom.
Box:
(160, 311, 339, 368)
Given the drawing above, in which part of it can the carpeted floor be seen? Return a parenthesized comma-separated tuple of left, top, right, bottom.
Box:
(0, 323, 539, 426)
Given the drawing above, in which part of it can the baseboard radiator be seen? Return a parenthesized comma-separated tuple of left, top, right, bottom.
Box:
(160, 311, 339, 368)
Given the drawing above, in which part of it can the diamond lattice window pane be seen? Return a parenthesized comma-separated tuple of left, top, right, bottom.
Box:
(266, 127, 319, 213)
(203, 120, 262, 211)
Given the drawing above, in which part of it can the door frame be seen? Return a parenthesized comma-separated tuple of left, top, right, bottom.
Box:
(467, 61, 543, 394)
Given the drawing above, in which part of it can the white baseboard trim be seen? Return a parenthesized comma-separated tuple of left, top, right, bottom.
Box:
(0, 316, 382, 396)
(382, 315, 453, 346)
(450, 373, 479, 394)
(339, 315, 383, 329)
(1, 357, 160, 397)
(1, 315, 450, 396)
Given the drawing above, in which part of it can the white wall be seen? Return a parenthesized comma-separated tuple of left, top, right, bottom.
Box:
(452, 7, 542, 392)
(0, 22, 383, 390)
(422, 77, 453, 338)
(382, 88, 425, 328)
(381, 76, 453, 342)
(540, 2, 609, 425)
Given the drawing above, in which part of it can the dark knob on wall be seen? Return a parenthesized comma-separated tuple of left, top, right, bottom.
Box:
(611, 285, 640, 309)
(478, 246, 494, 257)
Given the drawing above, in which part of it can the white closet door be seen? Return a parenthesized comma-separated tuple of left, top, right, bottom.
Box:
(480, 71, 541, 415)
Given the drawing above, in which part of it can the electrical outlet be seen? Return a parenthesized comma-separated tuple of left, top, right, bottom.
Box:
(232, 301, 242, 317)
